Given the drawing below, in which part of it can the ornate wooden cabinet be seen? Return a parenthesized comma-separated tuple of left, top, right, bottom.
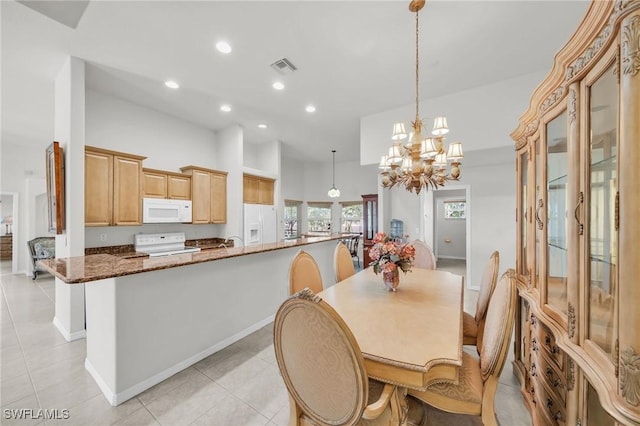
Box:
(361, 194, 378, 268)
(511, 1, 640, 425)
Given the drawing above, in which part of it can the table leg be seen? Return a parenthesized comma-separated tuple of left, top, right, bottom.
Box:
(389, 386, 409, 425)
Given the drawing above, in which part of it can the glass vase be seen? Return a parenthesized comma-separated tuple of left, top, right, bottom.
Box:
(382, 269, 400, 292)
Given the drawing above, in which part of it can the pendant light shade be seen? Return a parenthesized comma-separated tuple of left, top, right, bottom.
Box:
(328, 150, 340, 198)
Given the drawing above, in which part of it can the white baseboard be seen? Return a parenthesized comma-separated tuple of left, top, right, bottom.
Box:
(437, 255, 466, 260)
(52, 317, 87, 341)
(89, 314, 276, 406)
(85, 358, 117, 405)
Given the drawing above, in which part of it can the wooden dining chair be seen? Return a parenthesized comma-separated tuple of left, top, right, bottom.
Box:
(411, 240, 436, 270)
(334, 241, 356, 283)
(407, 270, 517, 426)
(274, 288, 406, 425)
(288, 250, 323, 295)
(348, 235, 361, 268)
(463, 251, 500, 348)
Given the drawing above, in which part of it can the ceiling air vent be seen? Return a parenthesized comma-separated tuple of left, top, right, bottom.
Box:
(270, 58, 297, 74)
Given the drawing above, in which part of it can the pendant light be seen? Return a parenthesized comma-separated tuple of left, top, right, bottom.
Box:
(328, 150, 340, 198)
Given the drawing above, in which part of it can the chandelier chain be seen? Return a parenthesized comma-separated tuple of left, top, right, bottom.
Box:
(415, 10, 420, 123)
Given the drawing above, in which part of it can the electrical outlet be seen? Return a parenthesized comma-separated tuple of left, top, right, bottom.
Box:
(100, 234, 107, 242)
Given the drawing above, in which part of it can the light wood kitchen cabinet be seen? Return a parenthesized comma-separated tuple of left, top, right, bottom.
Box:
(210, 172, 227, 223)
(143, 168, 191, 200)
(167, 174, 191, 200)
(142, 169, 167, 198)
(243, 174, 275, 205)
(180, 166, 227, 224)
(85, 146, 146, 226)
(511, 2, 640, 424)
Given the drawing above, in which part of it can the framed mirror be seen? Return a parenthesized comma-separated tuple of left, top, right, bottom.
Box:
(46, 141, 65, 234)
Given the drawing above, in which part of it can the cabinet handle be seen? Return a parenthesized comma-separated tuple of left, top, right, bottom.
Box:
(574, 191, 584, 235)
(546, 367, 563, 388)
(544, 335, 559, 354)
(535, 199, 544, 230)
(531, 387, 536, 406)
(546, 397, 554, 410)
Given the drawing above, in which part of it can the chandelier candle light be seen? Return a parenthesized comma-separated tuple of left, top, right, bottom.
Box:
(379, 0, 464, 195)
(328, 149, 340, 198)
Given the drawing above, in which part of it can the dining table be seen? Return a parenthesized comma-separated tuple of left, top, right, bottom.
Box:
(318, 266, 464, 424)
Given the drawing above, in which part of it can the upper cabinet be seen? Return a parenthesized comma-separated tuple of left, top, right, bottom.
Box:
(85, 146, 146, 226)
(142, 168, 191, 200)
(243, 174, 275, 205)
(180, 166, 227, 224)
(511, 2, 640, 425)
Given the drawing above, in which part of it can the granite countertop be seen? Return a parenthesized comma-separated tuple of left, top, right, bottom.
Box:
(39, 235, 344, 284)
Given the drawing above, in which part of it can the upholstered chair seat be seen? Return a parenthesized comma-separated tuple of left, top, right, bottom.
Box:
(410, 240, 436, 270)
(289, 250, 323, 295)
(274, 288, 410, 425)
(334, 241, 356, 283)
(410, 352, 484, 414)
(462, 312, 478, 346)
(463, 251, 499, 348)
(408, 270, 517, 426)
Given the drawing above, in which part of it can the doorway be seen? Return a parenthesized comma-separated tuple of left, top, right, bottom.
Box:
(423, 185, 472, 289)
(1, 192, 18, 275)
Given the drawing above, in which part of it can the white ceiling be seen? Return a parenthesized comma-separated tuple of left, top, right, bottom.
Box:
(2, 0, 590, 164)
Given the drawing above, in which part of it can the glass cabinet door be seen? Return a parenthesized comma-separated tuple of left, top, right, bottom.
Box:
(586, 63, 617, 357)
(519, 149, 529, 278)
(535, 138, 542, 290)
(546, 111, 569, 315)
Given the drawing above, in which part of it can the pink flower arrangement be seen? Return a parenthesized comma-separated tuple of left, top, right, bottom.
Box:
(368, 232, 415, 275)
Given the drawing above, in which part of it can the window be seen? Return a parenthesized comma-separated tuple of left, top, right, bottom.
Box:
(340, 202, 362, 234)
(444, 201, 466, 219)
(307, 202, 332, 235)
(284, 200, 302, 239)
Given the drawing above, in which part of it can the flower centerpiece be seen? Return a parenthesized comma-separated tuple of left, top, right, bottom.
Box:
(368, 232, 415, 291)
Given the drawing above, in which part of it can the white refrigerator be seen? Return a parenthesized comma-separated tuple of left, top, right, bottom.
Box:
(243, 204, 278, 246)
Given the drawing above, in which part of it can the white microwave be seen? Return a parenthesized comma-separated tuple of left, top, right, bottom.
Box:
(142, 198, 192, 223)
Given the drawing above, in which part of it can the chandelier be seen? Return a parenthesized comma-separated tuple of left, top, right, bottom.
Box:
(328, 149, 340, 198)
(379, 0, 463, 195)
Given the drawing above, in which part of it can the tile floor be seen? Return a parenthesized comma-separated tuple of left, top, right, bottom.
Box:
(1, 260, 531, 425)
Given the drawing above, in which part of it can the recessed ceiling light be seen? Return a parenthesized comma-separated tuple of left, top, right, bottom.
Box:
(305, 105, 316, 113)
(164, 80, 179, 89)
(220, 104, 232, 112)
(216, 41, 232, 54)
(258, 123, 268, 129)
(272, 81, 285, 90)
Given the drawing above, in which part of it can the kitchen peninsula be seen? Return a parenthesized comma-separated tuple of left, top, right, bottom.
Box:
(39, 235, 343, 406)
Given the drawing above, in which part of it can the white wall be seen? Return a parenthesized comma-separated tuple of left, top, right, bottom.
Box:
(87, 90, 218, 171)
(217, 125, 244, 240)
(84, 90, 229, 247)
(455, 147, 516, 287)
(1, 141, 48, 274)
(54, 56, 86, 341)
(281, 156, 305, 202)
